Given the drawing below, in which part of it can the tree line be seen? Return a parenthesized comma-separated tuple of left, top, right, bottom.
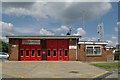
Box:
(0, 40, 8, 53)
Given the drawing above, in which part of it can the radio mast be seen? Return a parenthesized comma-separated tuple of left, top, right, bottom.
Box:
(97, 23, 104, 41)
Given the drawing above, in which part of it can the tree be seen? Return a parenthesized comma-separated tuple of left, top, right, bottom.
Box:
(66, 32, 70, 35)
(0, 40, 8, 53)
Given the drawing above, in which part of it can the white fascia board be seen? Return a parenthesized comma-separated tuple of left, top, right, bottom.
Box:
(78, 42, 108, 45)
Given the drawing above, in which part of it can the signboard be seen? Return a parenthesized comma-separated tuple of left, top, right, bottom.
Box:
(69, 46, 77, 49)
(22, 40, 40, 45)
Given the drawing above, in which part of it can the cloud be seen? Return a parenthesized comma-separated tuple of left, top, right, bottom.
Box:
(73, 28, 86, 36)
(114, 22, 120, 32)
(2, 2, 112, 25)
(2, 0, 119, 3)
(107, 40, 113, 46)
(117, 21, 120, 31)
(80, 37, 98, 41)
(114, 27, 118, 32)
(0, 21, 14, 42)
(0, 21, 14, 37)
(14, 27, 38, 34)
(0, 37, 8, 42)
(79, 35, 118, 47)
(106, 40, 118, 47)
(106, 35, 118, 47)
(54, 25, 69, 32)
(39, 28, 54, 35)
(112, 36, 117, 40)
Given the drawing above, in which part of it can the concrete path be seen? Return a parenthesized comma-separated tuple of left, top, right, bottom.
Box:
(104, 70, 120, 80)
(1, 61, 108, 78)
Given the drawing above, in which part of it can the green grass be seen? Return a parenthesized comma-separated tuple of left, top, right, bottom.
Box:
(91, 62, 120, 70)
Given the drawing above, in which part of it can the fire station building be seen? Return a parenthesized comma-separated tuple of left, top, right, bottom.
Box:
(7, 35, 113, 61)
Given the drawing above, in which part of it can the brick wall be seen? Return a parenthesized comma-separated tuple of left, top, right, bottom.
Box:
(78, 44, 113, 62)
(9, 38, 19, 61)
(69, 39, 77, 61)
(78, 44, 86, 61)
(69, 49, 76, 61)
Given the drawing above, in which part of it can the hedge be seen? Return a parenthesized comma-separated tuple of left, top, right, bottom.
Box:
(114, 52, 120, 60)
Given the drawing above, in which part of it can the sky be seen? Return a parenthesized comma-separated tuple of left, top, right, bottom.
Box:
(0, 0, 119, 47)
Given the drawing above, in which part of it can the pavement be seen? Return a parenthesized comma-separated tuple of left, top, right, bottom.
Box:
(0, 60, 110, 79)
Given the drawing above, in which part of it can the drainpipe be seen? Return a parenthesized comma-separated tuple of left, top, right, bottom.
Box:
(76, 38, 78, 61)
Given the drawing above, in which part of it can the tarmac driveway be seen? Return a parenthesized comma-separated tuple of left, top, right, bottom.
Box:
(1, 61, 108, 78)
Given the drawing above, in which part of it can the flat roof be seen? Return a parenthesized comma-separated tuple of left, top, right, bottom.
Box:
(78, 41, 108, 45)
(6, 35, 81, 39)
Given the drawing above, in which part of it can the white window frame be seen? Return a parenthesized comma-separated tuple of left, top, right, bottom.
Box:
(86, 45, 102, 55)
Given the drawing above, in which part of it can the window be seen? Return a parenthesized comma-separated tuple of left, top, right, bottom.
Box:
(94, 47, 101, 54)
(20, 50, 23, 56)
(64, 50, 68, 56)
(53, 49, 56, 56)
(86, 46, 101, 55)
(26, 50, 29, 56)
(38, 50, 41, 56)
(2, 52, 7, 55)
(47, 50, 50, 56)
(86, 47, 93, 55)
(32, 50, 35, 56)
(22, 40, 40, 45)
(59, 50, 62, 56)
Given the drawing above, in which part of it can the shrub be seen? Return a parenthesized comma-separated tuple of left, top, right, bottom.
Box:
(114, 52, 120, 60)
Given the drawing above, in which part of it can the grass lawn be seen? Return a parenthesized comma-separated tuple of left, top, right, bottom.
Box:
(91, 62, 120, 71)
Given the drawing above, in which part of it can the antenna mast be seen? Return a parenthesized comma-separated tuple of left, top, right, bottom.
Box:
(69, 27, 72, 35)
(97, 23, 104, 41)
(66, 26, 72, 35)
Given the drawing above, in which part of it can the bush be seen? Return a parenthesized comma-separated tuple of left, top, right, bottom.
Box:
(0, 40, 8, 53)
(114, 52, 120, 60)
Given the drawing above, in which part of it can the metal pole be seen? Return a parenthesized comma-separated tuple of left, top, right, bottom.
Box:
(76, 38, 78, 61)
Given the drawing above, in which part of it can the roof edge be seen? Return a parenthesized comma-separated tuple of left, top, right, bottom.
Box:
(78, 41, 108, 45)
(6, 35, 81, 39)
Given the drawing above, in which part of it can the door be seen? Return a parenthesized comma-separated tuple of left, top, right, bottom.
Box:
(47, 49, 52, 60)
(25, 49, 31, 60)
(52, 49, 58, 61)
(30, 49, 36, 60)
(63, 49, 69, 61)
(58, 49, 63, 60)
(37, 49, 42, 60)
(20, 49, 25, 61)
(19, 39, 42, 61)
(42, 51, 47, 60)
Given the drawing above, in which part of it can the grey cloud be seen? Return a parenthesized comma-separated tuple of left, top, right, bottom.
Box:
(2, 2, 112, 25)
(0, 21, 14, 37)
(2, 2, 34, 9)
(61, 2, 112, 24)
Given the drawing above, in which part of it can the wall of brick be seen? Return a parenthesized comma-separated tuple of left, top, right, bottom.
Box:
(8, 37, 113, 61)
(69, 39, 77, 61)
(69, 49, 76, 61)
(9, 38, 19, 61)
(78, 44, 113, 62)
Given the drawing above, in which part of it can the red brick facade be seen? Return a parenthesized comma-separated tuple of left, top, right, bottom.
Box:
(9, 38, 19, 61)
(78, 44, 113, 61)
